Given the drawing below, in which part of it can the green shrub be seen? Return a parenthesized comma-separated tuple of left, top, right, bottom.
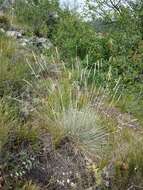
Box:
(14, 0, 59, 37)
(52, 12, 112, 63)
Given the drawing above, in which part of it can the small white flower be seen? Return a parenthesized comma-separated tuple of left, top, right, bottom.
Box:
(70, 182, 76, 187)
(57, 180, 64, 186)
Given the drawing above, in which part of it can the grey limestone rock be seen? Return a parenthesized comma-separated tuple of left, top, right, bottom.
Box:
(0, 0, 15, 11)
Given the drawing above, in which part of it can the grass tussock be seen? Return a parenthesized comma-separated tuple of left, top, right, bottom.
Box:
(27, 55, 118, 155)
(108, 129, 143, 189)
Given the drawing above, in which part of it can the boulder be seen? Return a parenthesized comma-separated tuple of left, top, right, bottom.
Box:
(32, 37, 53, 49)
(19, 36, 53, 50)
(6, 30, 22, 38)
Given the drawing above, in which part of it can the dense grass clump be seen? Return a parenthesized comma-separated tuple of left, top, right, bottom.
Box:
(110, 129, 143, 189)
(27, 57, 113, 152)
(0, 34, 33, 97)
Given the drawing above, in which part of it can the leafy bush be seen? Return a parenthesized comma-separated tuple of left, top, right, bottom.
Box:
(52, 12, 112, 63)
(14, 0, 59, 37)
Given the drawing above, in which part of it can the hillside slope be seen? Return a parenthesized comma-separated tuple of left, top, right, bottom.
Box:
(0, 1, 143, 189)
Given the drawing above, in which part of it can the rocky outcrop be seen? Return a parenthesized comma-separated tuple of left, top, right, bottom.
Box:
(0, 0, 15, 11)
(0, 27, 53, 50)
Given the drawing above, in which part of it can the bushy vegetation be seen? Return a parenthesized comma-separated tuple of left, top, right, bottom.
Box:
(14, 0, 60, 37)
(0, 0, 143, 189)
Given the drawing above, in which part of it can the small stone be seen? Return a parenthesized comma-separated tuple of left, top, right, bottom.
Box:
(0, 28, 5, 33)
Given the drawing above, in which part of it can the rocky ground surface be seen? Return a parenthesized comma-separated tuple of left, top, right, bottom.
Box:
(0, 26, 53, 50)
(1, 133, 97, 190)
(94, 100, 140, 130)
